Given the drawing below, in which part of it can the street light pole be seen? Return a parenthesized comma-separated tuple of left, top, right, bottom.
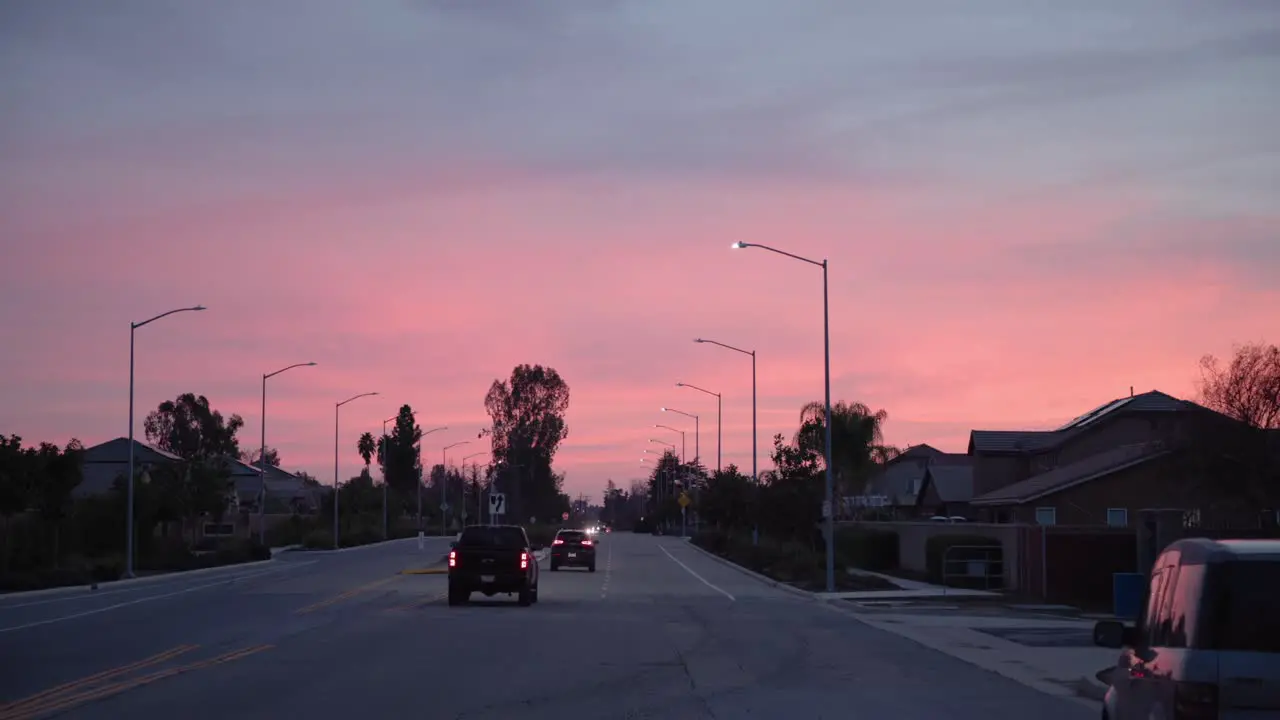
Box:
(694, 338, 757, 545)
(415, 426, 447, 543)
(462, 451, 487, 526)
(126, 304, 205, 578)
(441, 441, 469, 535)
(662, 408, 699, 465)
(334, 392, 378, 549)
(730, 241, 835, 593)
(655, 425, 685, 463)
(676, 383, 721, 472)
(260, 362, 316, 545)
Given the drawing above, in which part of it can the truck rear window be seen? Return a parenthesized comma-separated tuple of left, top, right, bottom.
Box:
(1208, 560, 1280, 653)
(458, 526, 526, 548)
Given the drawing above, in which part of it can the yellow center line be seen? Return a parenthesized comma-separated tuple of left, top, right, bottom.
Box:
(0, 644, 198, 715)
(295, 575, 401, 614)
(1, 645, 272, 720)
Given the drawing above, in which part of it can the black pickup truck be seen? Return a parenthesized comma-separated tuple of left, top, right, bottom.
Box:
(447, 525, 541, 606)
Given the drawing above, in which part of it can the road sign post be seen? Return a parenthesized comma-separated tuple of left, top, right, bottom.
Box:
(678, 492, 690, 539)
(488, 493, 506, 525)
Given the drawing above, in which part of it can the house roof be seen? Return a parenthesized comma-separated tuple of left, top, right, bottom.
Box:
(968, 390, 1198, 455)
(866, 458, 929, 505)
(924, 458, 974, 503)
(82, 437, 183, 464)
(970, 441, 1170, 506)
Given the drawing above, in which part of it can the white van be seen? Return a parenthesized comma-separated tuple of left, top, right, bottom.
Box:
(1093, 537, 1280, 719)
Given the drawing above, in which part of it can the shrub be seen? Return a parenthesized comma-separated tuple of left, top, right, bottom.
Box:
(924, 534, 1003, 587)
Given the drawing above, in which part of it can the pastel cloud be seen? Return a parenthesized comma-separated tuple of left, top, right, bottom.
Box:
(1, 1, 1277, 496)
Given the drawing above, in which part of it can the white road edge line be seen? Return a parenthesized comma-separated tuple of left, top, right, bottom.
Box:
(659, 544, 735, 601)
(0, 562, 316, 634)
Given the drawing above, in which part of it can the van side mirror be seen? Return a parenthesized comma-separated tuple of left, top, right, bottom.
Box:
(1093, 620, 1134, 648)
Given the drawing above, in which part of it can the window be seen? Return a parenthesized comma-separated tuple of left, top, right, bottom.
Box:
(458, 526, 527, 548)
(1141, 567, 1170, 647)
(1204, 560, 1280, 653)
(1162, 563, 1205, 649)
(1034, 507, 1057, 526)
(1106, 508, 1129, 527)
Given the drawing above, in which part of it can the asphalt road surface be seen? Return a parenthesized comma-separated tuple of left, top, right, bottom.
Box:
(0, 533, 1096, 719)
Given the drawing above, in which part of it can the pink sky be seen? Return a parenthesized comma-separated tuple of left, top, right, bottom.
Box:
(2, 1, 1278, 498)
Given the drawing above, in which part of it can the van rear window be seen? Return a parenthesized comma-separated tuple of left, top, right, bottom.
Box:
(1208, 561, 1280, 653)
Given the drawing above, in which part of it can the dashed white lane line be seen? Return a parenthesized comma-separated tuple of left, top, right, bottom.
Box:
(659, 544, 735, 601)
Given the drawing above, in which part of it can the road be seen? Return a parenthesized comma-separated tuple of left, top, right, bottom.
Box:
(0, 533, 1095, 719)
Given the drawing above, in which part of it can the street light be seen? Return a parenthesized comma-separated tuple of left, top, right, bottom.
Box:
(694, 338, 757, 546)
(731, 240, 836, 593)
(661, 407, 700, 465)
(414, 426, 447, 536)
(654, 424, 685, 461)
(676, 383, 721, 472)
(334, 392, 378, 549)
(441, 440, 469, 535)
(259, 361, 316, 545)
(126, 304, 206, 578)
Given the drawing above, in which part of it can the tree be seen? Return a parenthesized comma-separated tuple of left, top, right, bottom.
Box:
(1199, 342, 1280, 430)
(356, 432, 377, 469)
(759, 433, 824, 545)
(794, 400, 899, 500)
(240, 447, 281, 468)
(698, 464, 755, 533)
(0, 435, 32, 573)
(1191, 342, 1280, 509)
(482, 364, 570, 522)
(32, 440, 84, 566)
(382, 405, 423, 497)
(144, 393, 244, 460)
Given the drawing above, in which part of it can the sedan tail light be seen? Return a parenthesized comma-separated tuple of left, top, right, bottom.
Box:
(552, 539, 564, 545)
(581, 539, 593, 546)
(520, 551, 529, 569)
(448, 550, 457, 567)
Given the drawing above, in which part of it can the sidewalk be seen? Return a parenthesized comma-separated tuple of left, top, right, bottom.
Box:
(831, 599, 1115, 706)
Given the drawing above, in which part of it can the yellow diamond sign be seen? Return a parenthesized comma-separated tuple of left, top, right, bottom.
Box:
(678, 492, 691, 508)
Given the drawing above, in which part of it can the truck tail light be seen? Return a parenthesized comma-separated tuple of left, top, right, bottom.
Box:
(520, 551, 529, 569)
(448, 550, 457, 568)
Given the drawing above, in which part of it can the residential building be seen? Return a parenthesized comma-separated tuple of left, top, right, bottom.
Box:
(78, 437, 183, 498)
(967, 390, 1270, 527)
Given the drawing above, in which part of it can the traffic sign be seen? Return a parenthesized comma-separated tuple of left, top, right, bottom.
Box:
(678, 492, 690, 508)
(561, 511, 569, 521)
(489, 493, 506, 515)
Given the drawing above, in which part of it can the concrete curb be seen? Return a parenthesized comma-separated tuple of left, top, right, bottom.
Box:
(297, 536, 435, 555)
(680, 540, 820, 600)
(0, 558, 279, 601)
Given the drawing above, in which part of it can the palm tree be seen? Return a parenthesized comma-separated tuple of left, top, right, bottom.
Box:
(793, 400, 899, 500)
(357, 432, 376, 469)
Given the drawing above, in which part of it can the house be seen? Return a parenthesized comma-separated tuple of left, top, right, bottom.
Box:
(77, 438, 184, 498)
(239, 459, 322, 515)
(967, 390, 1268, 527)
(856, 444, 967, 518)
(915, 455, 975, 518)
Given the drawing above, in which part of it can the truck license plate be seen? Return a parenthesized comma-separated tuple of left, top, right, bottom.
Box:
(568, 553, 576, 558)
(481, 575, 495, 583)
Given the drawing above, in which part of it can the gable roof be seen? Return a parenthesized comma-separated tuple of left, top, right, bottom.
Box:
(865, 457, 929, 505)
(923, 457, 974, 503)
(83, 437, 183, 465)
(970, 441, 1170, 506)
(968, 390, 1199, 455)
